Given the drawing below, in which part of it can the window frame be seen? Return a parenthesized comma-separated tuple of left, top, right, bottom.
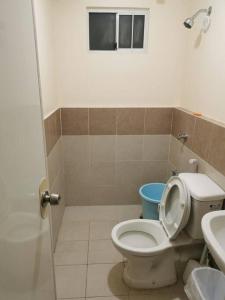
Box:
(87, 8, 149, 53)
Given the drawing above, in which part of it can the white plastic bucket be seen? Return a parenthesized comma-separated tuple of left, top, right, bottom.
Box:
(185, 267, 225, 300)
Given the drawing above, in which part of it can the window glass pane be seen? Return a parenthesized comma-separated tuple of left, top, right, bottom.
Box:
(133, 15, 145, 48)
(89, 13, 116, 50)
(119, 15, 132, 48)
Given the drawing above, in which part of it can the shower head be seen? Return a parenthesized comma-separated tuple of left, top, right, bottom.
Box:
(184, 6, 212, 29)
(184, 18, 193, 29)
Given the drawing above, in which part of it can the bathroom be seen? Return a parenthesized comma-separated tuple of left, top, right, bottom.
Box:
(1, 0, 225, 299)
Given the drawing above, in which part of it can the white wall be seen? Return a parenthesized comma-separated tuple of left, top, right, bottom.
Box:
(182, 0, 225, 124)
(33, 0, 58, 117)
(53, 0, 189, 108)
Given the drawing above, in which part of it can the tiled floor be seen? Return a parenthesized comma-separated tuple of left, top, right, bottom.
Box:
(54, 205, 188, 300)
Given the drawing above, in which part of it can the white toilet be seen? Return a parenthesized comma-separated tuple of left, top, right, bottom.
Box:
(112, 173, 225, 289)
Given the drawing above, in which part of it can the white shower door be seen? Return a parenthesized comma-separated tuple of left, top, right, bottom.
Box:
(0, 0, 55, 299)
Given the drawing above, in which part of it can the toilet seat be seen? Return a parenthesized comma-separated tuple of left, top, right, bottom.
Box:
(160, 176, 191, 240)
(112, 176, 191, 256)
(112, 219, 170, 256)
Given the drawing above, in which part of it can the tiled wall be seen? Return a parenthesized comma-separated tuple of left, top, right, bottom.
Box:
(169, 108, 225, 190)
(44, 109, 65, 249)
(61, 108, 173, 135)
(61, 108, 173, 205)
(63, 135, 170, 205)
(44, 107, 225, 209)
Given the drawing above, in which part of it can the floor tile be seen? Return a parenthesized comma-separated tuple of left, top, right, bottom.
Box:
(54, 240, 88, 265)
(55, 206, 188, 300)
(55, 265, 87, 299)
(58, 299, 84, 300)
(86, 297, 128, 300)
(129, 280, 188, 299)
(88, 240, 123, 264)
(129, 294, 186, 300)
(58, 221, 89, 241)
(116, 206, 142, 221)
(63, 205, 142, 222)
(86, 263, 129, 297)
(90, 220, 117, 240)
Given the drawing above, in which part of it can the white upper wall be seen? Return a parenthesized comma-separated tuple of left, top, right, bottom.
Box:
(53, 0, 189, 108)
(34, 0, 225, 123)
(182, 0, 225, 123)
(33, 0, 58, 117)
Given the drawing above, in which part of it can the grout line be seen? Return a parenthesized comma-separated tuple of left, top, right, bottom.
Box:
(115, 108, 118, 136)
(143, 107, 147, 135)
(86, 295, 129, 299)
(170, 107, 174, 135)
(84, 221, 91, 298)
(59, 107, 63, 136)
(167, 134, 172, 164)
(88, 108, 90, 135)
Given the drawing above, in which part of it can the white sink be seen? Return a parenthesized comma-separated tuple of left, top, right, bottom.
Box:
(202, 210, 225, 272)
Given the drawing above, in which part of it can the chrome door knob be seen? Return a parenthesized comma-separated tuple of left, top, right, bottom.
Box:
(41, 191, 61, 208)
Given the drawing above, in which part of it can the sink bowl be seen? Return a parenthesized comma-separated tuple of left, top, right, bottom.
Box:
(202, 210, 225, 272)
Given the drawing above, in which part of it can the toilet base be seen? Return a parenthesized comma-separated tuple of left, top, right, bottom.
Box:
(122, 251, 177, 289)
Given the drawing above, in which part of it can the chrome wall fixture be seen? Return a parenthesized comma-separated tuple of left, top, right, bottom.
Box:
(184, 6, 212, 29)
(177, 132, 189, 142)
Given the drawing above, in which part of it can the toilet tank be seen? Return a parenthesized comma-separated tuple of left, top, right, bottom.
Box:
(179, 173, 225, 239)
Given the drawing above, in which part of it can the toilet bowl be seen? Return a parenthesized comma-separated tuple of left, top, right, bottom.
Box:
(112, 173, 225, 289)
(112, 219, 177, 288)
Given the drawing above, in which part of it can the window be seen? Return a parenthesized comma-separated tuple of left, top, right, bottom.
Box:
(88, 9, 149, 51)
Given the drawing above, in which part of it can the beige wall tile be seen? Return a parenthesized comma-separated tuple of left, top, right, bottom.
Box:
(115, 184, 140, 205)
(198, 154, 225, 192)
(208, 123, 225, 176)
(117, 108, 145, 135)
(192, 118, 213, 161)
(88, 186, 118, 206)
(65, 184, 91, 206)
(142, 161, 168, 183)
(90, 135, 115, 162)
(55, 265, 87, 298)
(116, 161, 143, 186)
(44, 108, 61, 155)
(63, 135, 90, 163)
(143, 135, 170, 161)
(116, 135, 143, 161)
(50, 170, 65, 250)
(145, 108, 173, 135)
(169, 136, 198, 173)
(169, 136, 225, 191)
(86, 263, 128, 297)
(89, 161, 115, 186)
(47, 137, 63, 187)
(64, 161, 89, 186)
(61, 108, 88, 135)
(62, 134, 171, 206)
(172, 108, 196, 148)
(89, 108, 116, 135)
